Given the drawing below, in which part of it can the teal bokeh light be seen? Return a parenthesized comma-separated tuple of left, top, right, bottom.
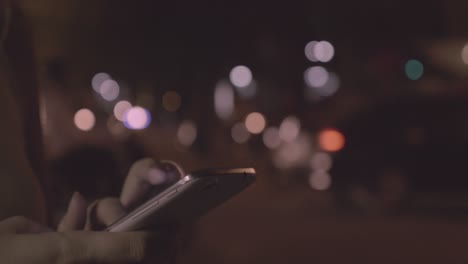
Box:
(405, 59, 424, 80)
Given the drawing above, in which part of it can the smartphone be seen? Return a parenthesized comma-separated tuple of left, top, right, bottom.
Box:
(107, 167, 256, 232)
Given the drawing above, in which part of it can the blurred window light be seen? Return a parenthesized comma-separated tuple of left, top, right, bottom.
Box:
(92, 72, 111, 93)
(113, 100, 132, 121)
(304, 41, 319, 62)
(230, 65, 253, 88)
(74, 108, 95, 131)
(309, 171, 332, 191)
(100, 79, 120, 101)
(214, 81, 235, 120)
(405, 59, 424, 80)
(162, 91, 181, 112)
(245, 112, 266, 134)
(279, 116, 301, 142)
(123, 106, 151, 130)
(177, 120, 198, 147)
(310, 152, 333, 171)
(304, 66, 329, 88)
(231, 122, 250, 144)
(314, 41, 335, 63)
(318, 128, 345, 152)
(462, 43, 468, 65)
(263, 127, 281, 149)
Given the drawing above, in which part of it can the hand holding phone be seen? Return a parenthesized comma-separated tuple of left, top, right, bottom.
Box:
(107, 168, 256, 232)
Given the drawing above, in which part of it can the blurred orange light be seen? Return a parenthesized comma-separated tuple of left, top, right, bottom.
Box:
(245, 112, 266, 134)
(318, 128, 345, 152)
(74, 108, 95, 131)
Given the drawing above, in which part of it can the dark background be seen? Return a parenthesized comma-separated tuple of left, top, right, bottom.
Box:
(22, 0, 468, 263)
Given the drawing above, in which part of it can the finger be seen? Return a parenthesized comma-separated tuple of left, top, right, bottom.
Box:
(58, 192, 87, 232)
(86, 198, 126, 230)
(0, 216, 51, 234)
(120, 158, 157, 209)
(121, 159, 184, 209)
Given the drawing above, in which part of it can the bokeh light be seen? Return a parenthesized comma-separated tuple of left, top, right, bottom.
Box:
(314, 41, 335, 62)
(279, 116, 301, 142)
(263, 127, 281, 149)
(177, 120, 198, 147)
(318, 128, 345, 152)
(315, 72, 340, 97)
(230, 65, 253, 88)
(231, 122, 250, 144)
(214, 81, 235, 120)
(91, 72, 111, 93)
(309, 171, 332, 191)
(304, 41, 318, 62)
(162, 91, 182, 112)
(462, 43, 468, 65)
(304, 66, 329, 88)
(310, 152, 333, 171)
(236, 80, 257, 99)
(245, 112, 266, 134)
(74, 108, 95, 131)
(113, 100, 132, 121)
(405, 59, 424, 80)
(273, 132, 312, 169)
(100, 79, 120, 101)
(123, 106, 151, 130)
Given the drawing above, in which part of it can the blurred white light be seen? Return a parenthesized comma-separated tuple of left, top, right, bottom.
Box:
(100, 79, 120, 101)
(263, 127, 281, 149)
(304, 66, 329, 88)
(230, 65, 253, 88)
(92, 72, 111, 93)
(273, 132, 312, 169)
(304, 41, 319, 62)
(214, 81, 235, 120)
(316, 72, 340, 96)
(309, 171, 332, 191)
(123, 106, 151, 130)
(314, 41, 335, 62)
(231, 122, 250, 144)
(74, 108, 95, 131)
(113, 100, 132, 121)
(237, 80, 257, 99)
(245, 112, 266, 134)
(177, 120, 198, 147)
(310, 152, 333, 171)
(279, 116, 301, 142)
